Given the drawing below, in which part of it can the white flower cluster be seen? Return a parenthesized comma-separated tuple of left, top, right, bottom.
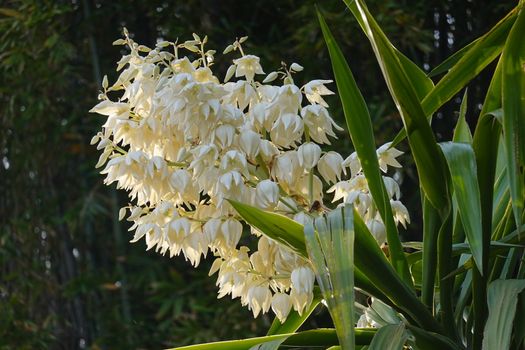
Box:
(90, 32, 409, 322)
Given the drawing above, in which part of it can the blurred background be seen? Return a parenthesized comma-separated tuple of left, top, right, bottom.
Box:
(0, 0, 515, 349)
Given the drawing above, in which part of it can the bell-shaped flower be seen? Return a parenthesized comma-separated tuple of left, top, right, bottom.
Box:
(297, 142, 321, 170)
(293, 174, 323, 203)
(343, 152, 362, 178)
(246, 284, 272, 317)
(221, 218, 243, 249)
(259, 139, 279, 163)
(233, 55, 265, 82)
(238, 129, 261, 159)
(391, 200, 410, 228)
(301, 104, 343, 144)
(271, 293, 292, 323)
(255, 180, 280, 209)
(272, 151, 303, 187)
(383, 176, 401, 200)
(376, 142, 403, 172)
(290, 266, 315, 294)
(366, 219, 387, 245)
(213, 124, 236, 148)
(317, 151, 345, 184)
(270, 113, 303, 148)
(303, 79, 334, 107)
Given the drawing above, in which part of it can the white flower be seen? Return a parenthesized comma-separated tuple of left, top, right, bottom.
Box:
(366, 219, 386, 245)
(377, 142, 403, 172)
(343, 152, 361, 177)
(255, 180, 280, 210)
(317, 151, 345, 184)
(297, 142, 321, 170)
(238, 129, 261, 159)
(270, 113, 303, 148)
(246, 284, 272, 317)
(290, 266, 315, 315)
(391, 200, 410, 228)
(303, 79, 334, 107)
(92, 34, 412, 323)
(291, 266, 315, 294)
(383, 176, 401, 199)
(271, 293, 292, 323)
(301, 104, 342, 144)
(233, 55, 264, 82)
(272, 151, 303, 187)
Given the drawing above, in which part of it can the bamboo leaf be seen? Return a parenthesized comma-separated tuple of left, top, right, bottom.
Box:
(501, 4, 525, 233)
(317, 10, 411, 286)
(482, 279, 525, 350)
(368, 323, 407, 350)
(439, 142, 483, 274)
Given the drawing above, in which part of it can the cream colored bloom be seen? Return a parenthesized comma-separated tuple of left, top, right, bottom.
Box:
(233, 55, 264, 82)
(297, 142, 321, 170)
(377, 142, 403, 172)
(303, 79, 334, 107)
(318, 151, 345, 184)
(92, 33, 411, 324)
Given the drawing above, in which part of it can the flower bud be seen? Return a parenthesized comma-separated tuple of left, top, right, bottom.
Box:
(290, 63, 304, 72)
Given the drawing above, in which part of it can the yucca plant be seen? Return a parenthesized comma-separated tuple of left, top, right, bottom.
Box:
(164, 0, 525, 349)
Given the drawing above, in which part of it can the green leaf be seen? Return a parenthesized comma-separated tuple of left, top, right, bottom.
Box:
(501, 4, 525, 234)
(407, 325, 463, 350)
(305, 205, 355, 349)
(392, 7, 517, 147)
(344, 0, 450, 212)
(352, 212, 441, 333)
(317, 10, 411, 286)
(368, 323, 407, 350)
(439, 142, 483, 274)
(421, 195, 440, 308)
(427, 38, 480, 78)
(471, 56, 504, 349)
(452, 89, 473, 143)
(228, 200, 307, 256)
(167, 329, 377, 350)
(422, 6, 517, 118)
(482, 279, 525, 350)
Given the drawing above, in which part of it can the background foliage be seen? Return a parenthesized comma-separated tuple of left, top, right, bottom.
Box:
(0, 0, 515, 349)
